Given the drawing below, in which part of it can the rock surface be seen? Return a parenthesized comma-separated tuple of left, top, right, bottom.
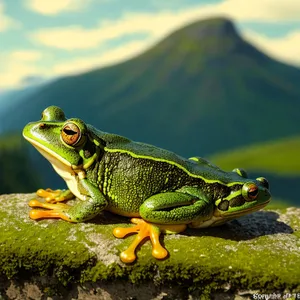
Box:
(0, 193, 299, 299)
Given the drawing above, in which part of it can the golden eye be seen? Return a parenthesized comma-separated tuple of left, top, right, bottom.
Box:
(242, 182, 259, 201)
(61, 123, 81, 146)
(256, 177, 269, 189)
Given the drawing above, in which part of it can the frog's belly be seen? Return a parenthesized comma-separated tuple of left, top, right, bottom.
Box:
(50, 163, 83, 200)
(106, 206, 140, 217)
(189, 216, 225, 228)
(104, 188, 144, 217)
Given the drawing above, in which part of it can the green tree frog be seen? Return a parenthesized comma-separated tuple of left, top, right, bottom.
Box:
(23, 106, 271, 263)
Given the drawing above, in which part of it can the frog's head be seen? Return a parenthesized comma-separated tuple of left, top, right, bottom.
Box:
(213, 168, 271, 223)
(23, 106, 96, 174)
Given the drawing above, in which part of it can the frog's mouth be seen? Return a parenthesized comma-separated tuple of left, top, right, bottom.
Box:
(23, 136, 75, 176)
(215, 199, 271, 219)
(190, 199, 270, 229)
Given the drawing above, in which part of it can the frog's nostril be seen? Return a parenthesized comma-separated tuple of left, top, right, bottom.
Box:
(39, 123, 46, 129)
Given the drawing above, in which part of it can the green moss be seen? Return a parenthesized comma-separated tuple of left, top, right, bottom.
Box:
(0, 194, 299, 296)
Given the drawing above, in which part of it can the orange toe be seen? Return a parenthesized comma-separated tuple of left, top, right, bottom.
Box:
(29, 209, 60, 219)
(113, 218, 170, 263)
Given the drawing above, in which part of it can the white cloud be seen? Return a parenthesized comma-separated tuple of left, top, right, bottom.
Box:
(0, 51, 44, 89)
(243, 30, 300, 66)
(10, 50, 43, 62)
(3, 0, 300, 89)
(25, 0, 93, 15)
(0, 40, 151, 88)
(0, 1, 20, 32)
(31, 26, 103, 50)
(30, 0, 300, 51)
(217, 0, 300, 21)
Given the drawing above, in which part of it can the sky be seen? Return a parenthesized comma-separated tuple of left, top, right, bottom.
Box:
(0, 0, 300, 90)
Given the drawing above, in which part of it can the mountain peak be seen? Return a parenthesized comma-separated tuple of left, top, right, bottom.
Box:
(182, 17, 239, 41)
(144, 16, 266, 63)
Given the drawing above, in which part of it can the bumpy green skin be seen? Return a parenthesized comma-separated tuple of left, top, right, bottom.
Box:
(22, 106, 270, 226)
(0, 194, 299, 298)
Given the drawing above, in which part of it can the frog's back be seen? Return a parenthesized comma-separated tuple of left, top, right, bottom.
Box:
(89, 125, 241, 184)
(91, 125, 191, 168)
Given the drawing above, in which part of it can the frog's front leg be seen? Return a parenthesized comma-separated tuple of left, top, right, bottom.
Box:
(113, 188, 213, 263)
(36, 188, 75, 203)
(29, 179, 107, 222)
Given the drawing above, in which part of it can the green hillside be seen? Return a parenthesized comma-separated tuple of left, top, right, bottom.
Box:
(209, 135, 300, 176)
(0, 133, 24, 150)
(1, 17, 300, 160)
(209, 136, 300, 207)
(0, 134, 41, 193)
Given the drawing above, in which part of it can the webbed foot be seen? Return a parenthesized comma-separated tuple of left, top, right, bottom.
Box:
(28, 199, 72, 221)
(36, 188, 74, 203)
(113, 218, 186, 263)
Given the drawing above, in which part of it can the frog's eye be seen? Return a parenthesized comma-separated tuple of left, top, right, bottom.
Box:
(242, 182, 259, 201)
(41, 106, 66, 122)
(232, 168, 248, 178)
(256, 177, 269, 189)
(61, 123, 81, 146)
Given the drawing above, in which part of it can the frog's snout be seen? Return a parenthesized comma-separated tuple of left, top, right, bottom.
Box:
(23, 122, 34, 138)
(260, 186, 271, 205)
(265, 188, 271, 200)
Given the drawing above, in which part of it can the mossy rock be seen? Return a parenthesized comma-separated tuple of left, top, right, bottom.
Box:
(0, 193, 299, 299)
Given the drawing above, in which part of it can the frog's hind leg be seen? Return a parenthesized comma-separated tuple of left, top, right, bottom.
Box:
(113, 218, 186, 263)
(113, 189, 213, 263)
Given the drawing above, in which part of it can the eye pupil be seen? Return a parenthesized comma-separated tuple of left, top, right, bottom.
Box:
(248, 189, 258, 197)
(61, 123, 81, 146)
(242, 183, 259, 201)
(63, 128, 77, 135)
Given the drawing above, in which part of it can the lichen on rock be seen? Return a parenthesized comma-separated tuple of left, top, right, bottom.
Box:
(0, 193, 299, 299)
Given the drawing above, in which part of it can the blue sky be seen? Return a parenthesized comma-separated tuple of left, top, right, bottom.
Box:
(0, 0, 299, 90)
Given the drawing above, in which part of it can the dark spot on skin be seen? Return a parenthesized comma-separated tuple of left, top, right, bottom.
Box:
(39, 123, 51, 129)
(231, 184, 243, 192)
(229, 196, 245, 207)
(84, 150, 92, 158)
(218, 200, 229, 211)
(83, 142, 96, 159)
